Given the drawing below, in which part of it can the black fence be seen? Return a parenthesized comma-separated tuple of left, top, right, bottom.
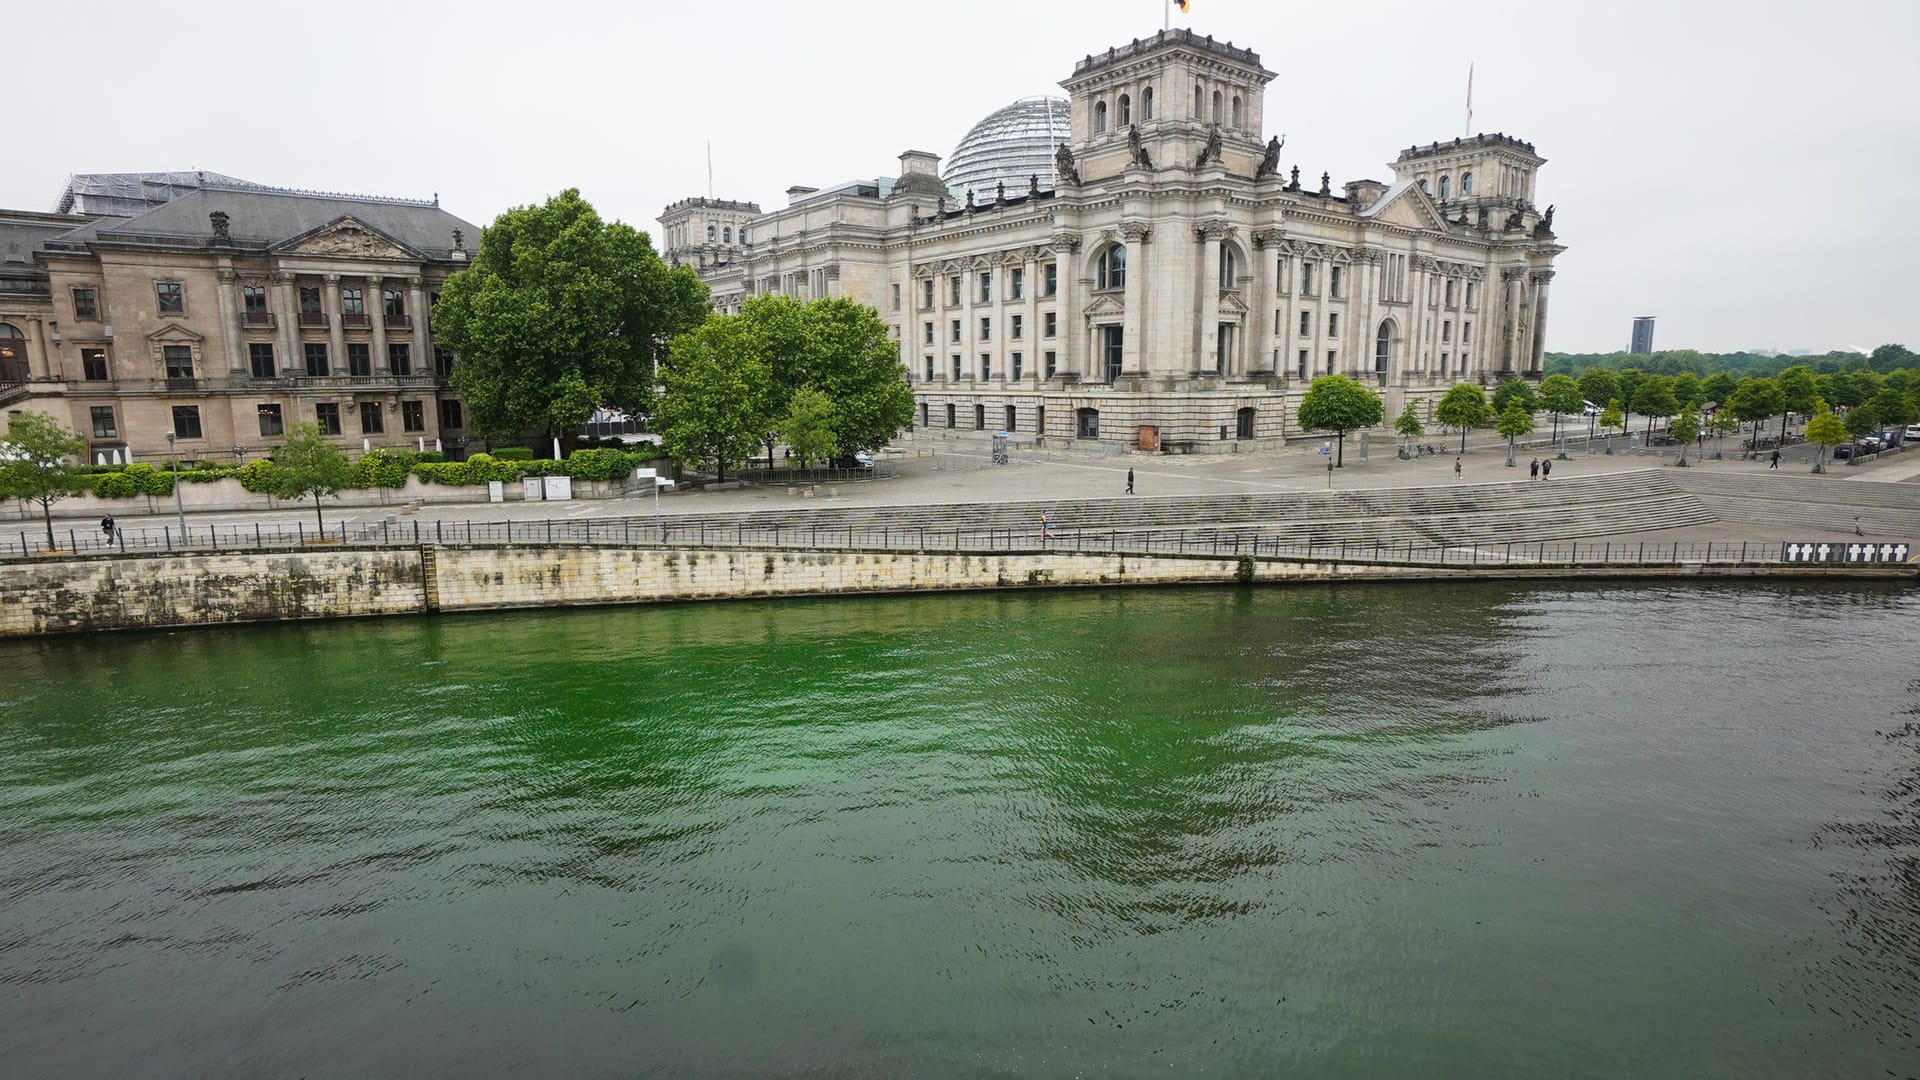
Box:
(8, 516, 1903, 570)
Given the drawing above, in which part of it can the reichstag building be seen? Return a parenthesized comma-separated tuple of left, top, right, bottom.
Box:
(659, 29, 1564, 450)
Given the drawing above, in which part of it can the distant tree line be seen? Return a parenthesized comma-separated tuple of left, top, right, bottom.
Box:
(1545, 343, 1920, 379)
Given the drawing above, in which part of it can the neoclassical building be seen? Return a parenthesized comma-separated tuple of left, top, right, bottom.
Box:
(661, 29, 1563, 449)
(1, 179, 480, 464)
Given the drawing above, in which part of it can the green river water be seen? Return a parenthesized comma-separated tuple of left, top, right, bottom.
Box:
(2, 582, 1918, 1078)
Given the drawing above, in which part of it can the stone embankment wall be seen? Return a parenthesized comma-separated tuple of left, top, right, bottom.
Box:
(0, 544, 1908, 638)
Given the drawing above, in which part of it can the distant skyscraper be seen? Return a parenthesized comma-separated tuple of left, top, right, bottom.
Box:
(1630, 316, 1656, 354)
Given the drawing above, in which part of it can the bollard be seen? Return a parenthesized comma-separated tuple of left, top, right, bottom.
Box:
(165, 526, 172, 551)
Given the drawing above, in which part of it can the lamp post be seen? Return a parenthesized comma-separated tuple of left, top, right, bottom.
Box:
(165, 430, 186, 540)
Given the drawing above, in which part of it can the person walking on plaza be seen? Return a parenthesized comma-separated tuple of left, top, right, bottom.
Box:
(1529, 458, 1539, 479)
(1040, 510, 1051, 543)
(1541, 459, 1552, 479)
(1769, 449, 1781, 470)
(1453, 457, 1463, 481)
(100, 514, 115, 542)
(1126, 467, 1134, 495)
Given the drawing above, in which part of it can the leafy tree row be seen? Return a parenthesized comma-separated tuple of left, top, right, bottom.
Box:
(1545, 343, 1920, 379)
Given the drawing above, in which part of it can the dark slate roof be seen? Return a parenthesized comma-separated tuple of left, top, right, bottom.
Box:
(51, 187, 480, 260)
(0, 211, 98, 266)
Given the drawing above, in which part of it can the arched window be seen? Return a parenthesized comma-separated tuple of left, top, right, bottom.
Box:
(1094, 101, 1107, 133)
(722, 226, 732, 244)
(1219, 245, 1237, 288)
(1376, 321, 1393, 378)
(1097, 245, 1127, 290)
(1211, 90, 1222, 122)
(1077, 407, 1100, 438)
(1418, 178, 1429, 194)
(1193, 83, 1203, 118)
(1236, 407, 1255, 439)
(1118, 94, 1131, 127)
(1438, 175, 1451, 200)
(1231, 95, 1243, 129)
(0, 322, 25, 382)
(1461, 171, 1474, 196)
(739, 226, 749, 244)
(1142, 86, 1154, 120)
(706, 224, 716, 242)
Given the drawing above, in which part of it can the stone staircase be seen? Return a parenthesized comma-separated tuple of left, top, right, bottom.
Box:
(1668, 471, 1920, 536)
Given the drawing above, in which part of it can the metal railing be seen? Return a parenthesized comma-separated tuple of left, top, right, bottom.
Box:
(8, 515, 1897, 571)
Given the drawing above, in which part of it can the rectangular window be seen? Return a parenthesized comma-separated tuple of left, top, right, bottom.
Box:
(951, 319, 961, 343)
(1441, 352, 1450, 376)
(347, 343, 372, 377)
(1330, 265, 1343, 298)
(341, 288, 364, 315)
(951, 354, 961, 380)
(244, 285, 268, 313)
(924, 356, 934, 381)
(401, 400, 424, 432)
(81, 349, 109, 380)
(359, 401, 385, 434)
(304, 342, 329, 377)
(891, 283, 901, 311)
(388, 343, 411, 375)
(1300, 264, 1315, 296)
(1298, 349, 1309, 379)
(1276, 256, 1290, 295)
(1463, 321, 1472, 344)
(1011, 314, 1023, 339)
(980, 317, 991, 341)
(71, 287, 99, 319)
(1327, 349, 1337, 374)
(974, 404, 986, 430)
(1044, 312, 1057, 337)
(922, 279, 934, 309)
(946, 403, 956, 428)
(315, 402, 342, 435)
(1010, 267, 1024, 299)
(979, 353, 991, 381)
(1299, 311, 1312, 337)
(155, 281, 184, 314)
(383, 289, 406, 317)
(949, 276, 961, 306)
(299, 286, 323, 314)
(163, 345, 193, 379)
(1012, 351, 1023, 380)
(1044, 350, 1057, 378)
(978, 274, 991, 304)
(923, 321, 933, 344)
(1465, 282, 1478, 308)
(248, 342, 276, 379)
(257, 403, 284, 437)
(170, 404, 202, 439)
(90, 406, 116, 439)
(434, 349, 455, 378)
(1328, 313, 1339, 337)
(1043, 263, 1057, 296)
(1442, 321, 1452, 343)
(438, 399, 463, 430)
(1445, 280, 1456, 307)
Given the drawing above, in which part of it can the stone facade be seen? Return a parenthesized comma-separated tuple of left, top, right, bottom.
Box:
(2, 185, 482, 466)
(662, 29, 1564, 450)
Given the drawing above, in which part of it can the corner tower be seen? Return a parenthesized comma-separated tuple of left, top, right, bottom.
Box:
(1060, 30, 1276, 186)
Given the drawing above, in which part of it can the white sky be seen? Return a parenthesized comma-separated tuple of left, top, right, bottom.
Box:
(8, 0, 1915, 355)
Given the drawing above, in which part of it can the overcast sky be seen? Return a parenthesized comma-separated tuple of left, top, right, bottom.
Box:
(9, 0, 1915, 355)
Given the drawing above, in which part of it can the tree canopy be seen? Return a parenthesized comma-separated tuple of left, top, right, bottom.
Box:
(1295, 375, 1382, 466)
(1537, 373, 1584, 443)
(780, 386, 838, 471)
(1435, 383, 1491, 452)
(0, 410, 87, 550)
(268, 423, 354, 533)
(1496, 401, 1534, 461)
(1804, 407, 1847, 468)
(1393, 402, 1424, 445)
(1492, 377, 1539, 415)
(656, 314, 775, 482)
(434, 188, 709, 450)
(1725, 377, 1784, 432)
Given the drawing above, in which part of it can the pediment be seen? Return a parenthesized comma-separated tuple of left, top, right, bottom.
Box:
(275, 216, 422, 260)
(1083, 293, 1125, 318)
(1217, 291, 1250, 316)
(1363, 185, 1449, 231)
(146, 322, 204, 343)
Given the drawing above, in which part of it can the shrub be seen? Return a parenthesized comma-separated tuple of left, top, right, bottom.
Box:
(236, 458, 280, 493)
(492, 447, 535, 461)
(351, 449, 413, 489)
(177, 468, 235, 484)
(91, 472, 137, 499)
(123, 462, 173, 497)
(415, 451, 446, 464)
(412, 461, 475, 486)
(565, 447, 633, 482)
(463, 453, 520, 482)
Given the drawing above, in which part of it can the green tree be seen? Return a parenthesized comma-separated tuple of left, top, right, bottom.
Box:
(1804, 407, 1847, 471)
(0, 410, 88, 550)
(433, 188, 709, 451)
(1844, 403, 1879, 442)
(1600, 399, 1626, 443)
(1577, 367, 1619, 437)
(1495, 402, 1535, 464)
(1671, 371, 1703, 412)
(1435, 382, 1491, 453)
(1295, 374, 1383, 466)
(1708, 409, 1739, 455)
(789, 298, 915, 455)
(779, 386, 838, 472)
(1633, 375, 1679, 441)
(1866, 385, 1918, 429)
(1492, 377, 1539, 417)
(1775, 365, 1819, 443)
(269, 423, 354, 534)
(1393, 401, 1424, 452)
(1725, 377, 1784, 450)
(1537, 373, 1583, 445)
(1615, 368, 1647, 415)
(657, 315, 776, 481)
(1700, 372, 1737, 408)
(1670, 409, 1700, 464)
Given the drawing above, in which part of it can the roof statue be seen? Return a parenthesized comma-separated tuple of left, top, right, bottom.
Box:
(1054, 143, 1079, 185)
(1195, 124, 1223, 168)
(209, 210, 230, 240)
(1255, 136, 1283, 179)
(1128, 126, 1154, 169)
(1288, 165, 1301, 191)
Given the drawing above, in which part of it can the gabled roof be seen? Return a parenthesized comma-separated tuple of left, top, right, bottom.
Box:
(51, 188, 478, 260)
(1355, 179, 1448, 230)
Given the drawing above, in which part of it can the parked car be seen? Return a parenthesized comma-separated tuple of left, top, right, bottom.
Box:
(1905, 423, 1920, 441)
(830, 451, 875, 470)
(1832, 443, 1858, 460)
(1581, 400, 1603, 415)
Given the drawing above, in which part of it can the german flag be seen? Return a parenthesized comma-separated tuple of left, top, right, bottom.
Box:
(1175, 0, 1190, 9)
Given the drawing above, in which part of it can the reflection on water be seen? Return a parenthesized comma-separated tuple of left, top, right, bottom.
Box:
(0, 582, 1916, 1077)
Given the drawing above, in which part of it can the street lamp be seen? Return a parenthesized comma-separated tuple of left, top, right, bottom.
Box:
(164, 430, 186, 540)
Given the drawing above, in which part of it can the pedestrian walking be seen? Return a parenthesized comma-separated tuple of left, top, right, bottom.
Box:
(1040, 510, 1051, 543)
(1453, 457, 1463, 481)
(1126, 467, 1134, 495)
(1769, 449, 1780, 470)
(100, 514, 115, 541)
(1854, 516, 1864, 537)
(1541, 459, 1551, 479)
(1529, 458, 1539, 479)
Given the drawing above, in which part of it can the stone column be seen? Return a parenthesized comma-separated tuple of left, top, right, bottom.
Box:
(273, 272, 298, 375)
(1119, 222, 1150, 378)
(369, 277, 390, 375)
(325, 273, 345, 375)
(1050, 235, 1080, 378)
(1198, 224, 1222, 373)
(1355, 249, 1379, 384)
(1502, 267, 1525, 376)
(1529, 270, 1553, 372)
(408, 276, 429, 378)
(215, 268, 243, 376)
(1022, 251, 1039, 387)
(1249, 231, 1279, 375)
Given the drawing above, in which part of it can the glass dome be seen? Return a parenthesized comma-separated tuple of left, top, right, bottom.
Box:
(943, 96, 1071, 202)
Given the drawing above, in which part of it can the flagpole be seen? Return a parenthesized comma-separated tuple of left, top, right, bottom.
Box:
(1464, 63, 1474, 138)
(1164, 0, 1169, 30)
